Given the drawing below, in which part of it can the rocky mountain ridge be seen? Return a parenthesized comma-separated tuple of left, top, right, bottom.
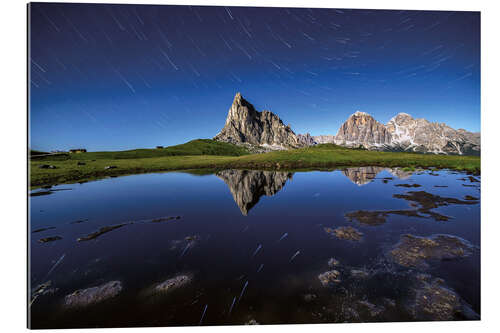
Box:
(213, 93, 480, 155)
(214, 93, 303, 150)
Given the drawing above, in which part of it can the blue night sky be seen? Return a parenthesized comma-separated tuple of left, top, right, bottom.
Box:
(29, 3, 480, 152)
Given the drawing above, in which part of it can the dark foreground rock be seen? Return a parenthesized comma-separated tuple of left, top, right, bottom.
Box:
(30, 280, 58, 307)
(77, 223, 128, 241)
(38, 236, 62, 243)
(32, 226, 56, 233)
(325, 226, 363, 241)
(389, 234, 473, 268)
(318, 270, 341, 286)
(64, 281, 122, 308)
(395, 184, 422, 188)
(408, 274, 479, 321)
(149, 216, 181, 223)
(345, 190, 479, 225)
(154, 275, 191, 294)
(38, 164, 57, 169)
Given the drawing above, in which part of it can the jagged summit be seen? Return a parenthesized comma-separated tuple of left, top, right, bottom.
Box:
(213, 93, 480, 155)
(335, 110, 392, 147)
(352, 110, 370, 117)
(214, 93, 303, 149)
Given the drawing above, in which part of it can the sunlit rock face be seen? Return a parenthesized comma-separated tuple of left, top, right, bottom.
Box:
(216, 169, 293, 215)
(335, 111, 393, 148)
(214, 94, 480, 155)
(329, 111, 479, 155)
(385, 113, 480, 155)
(214, 93, 303, 150)
(312, 135, 336, 144)
(297, 133, 316, 146)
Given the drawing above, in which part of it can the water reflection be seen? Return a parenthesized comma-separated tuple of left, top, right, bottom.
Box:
(218, 168, 414, 215)
(343, 167, 412, 185)
(216, 169, 293, 215)
(29, 168, 480, 327)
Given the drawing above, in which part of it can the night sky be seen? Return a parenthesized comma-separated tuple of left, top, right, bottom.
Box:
(29, 3, 480, 152)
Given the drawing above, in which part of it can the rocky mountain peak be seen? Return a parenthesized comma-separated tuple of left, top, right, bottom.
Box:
(335, 110, 392, 147)
(353, 110, 370, 117)
(214, 93, 303, 149)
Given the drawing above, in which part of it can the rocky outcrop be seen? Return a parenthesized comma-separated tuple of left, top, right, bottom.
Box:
(297, 133, 315, 146)
(214, 93, 303, 149)
(335, 111, 392, 148)
(330, 111, 479, 155)
(64, 281, 122, 308)
(386, 113, 480, 155)
(213, 94, 479, 155)
(312, 135, 336, 144)
(216, 169, 293, 215)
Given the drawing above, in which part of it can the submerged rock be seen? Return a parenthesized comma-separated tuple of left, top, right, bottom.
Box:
(318, 270, 341, 286)
(350, 269, 370, 279)
(32, 226, 56, 233)
(345, 190, 478, 225)
(77, 223, 128, 241)
(30, 190, 53, 197)
(345, 210, 389, 226)
(30, 280, 57, 306)
(410, 276, 461, 321)
(64, 280, 122, 308)
(69, 219, 88, 224)
(332, 226, 363, 241)
(245, 319, 259, 325)
(328, 258, 340, 267)
(393, 191, 478, 211)
(154, 275, 191, 294)
(357, 300, 385, 317)
(395, 183, 422, 188)
(38, 236, 62, 243)
(303, 293, 317, 302)
(149, 216, 181, 223)
(389, 234, 473, 268)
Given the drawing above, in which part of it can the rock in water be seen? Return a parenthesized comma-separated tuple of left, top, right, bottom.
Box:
(64, 281, 122, 308)
(318, 270, 341, 286)
(214, 93, 303, 149)
(389, 234, 473, 268)
(154, 275, 191, 294)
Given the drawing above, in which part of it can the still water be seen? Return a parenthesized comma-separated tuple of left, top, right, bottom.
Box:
(29, 167, 480, 328)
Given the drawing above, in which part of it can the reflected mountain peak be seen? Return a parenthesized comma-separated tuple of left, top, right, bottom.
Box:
(343, 167, 413, 185)
(216, 169, 293, 215)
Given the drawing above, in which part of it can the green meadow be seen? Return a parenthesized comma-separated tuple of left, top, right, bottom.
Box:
(30, 139, 480, 188)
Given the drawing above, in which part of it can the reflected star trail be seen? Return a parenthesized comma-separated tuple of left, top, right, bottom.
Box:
(29, 3, 480, 151)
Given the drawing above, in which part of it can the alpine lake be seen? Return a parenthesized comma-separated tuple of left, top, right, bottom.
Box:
(29, 167, 480, 328)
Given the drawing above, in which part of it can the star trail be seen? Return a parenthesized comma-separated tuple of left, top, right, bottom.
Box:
(29, 3, 480, 151)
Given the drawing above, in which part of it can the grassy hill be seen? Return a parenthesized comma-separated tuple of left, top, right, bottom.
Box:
(31, 139, 250, 161)
(29, 140, 480, 188)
